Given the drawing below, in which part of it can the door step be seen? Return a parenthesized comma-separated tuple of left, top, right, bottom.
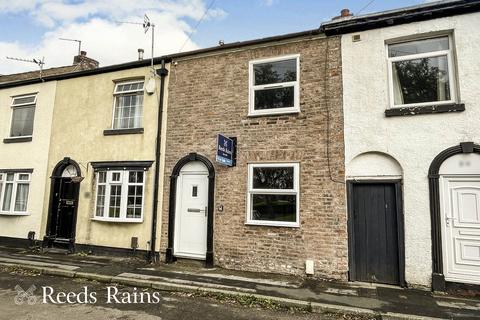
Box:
(43, 237, 74, 253)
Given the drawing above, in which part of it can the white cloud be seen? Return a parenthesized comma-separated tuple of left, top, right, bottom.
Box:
(261, 0, 275, 6)
(0, 0, 227, 74)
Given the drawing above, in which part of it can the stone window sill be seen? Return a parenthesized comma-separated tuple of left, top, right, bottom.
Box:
(103, 128, 144, 136)
(3, 137, 32, 143)
(385, 103, 465, 117)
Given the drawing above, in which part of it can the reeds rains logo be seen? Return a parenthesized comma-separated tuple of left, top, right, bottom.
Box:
(14, 284, 162, 305)
(14, 285, 37, 305)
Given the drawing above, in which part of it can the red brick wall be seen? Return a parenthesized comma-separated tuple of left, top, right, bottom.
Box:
(161, 36, 347, 280)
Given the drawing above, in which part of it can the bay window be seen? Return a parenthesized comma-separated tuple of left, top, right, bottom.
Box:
(249, 55, 300, 116)
(246, 163, 299, 227)
(387, 35, 456, 108)
(0, 172, 31, 215)
(94, 170, 145, 222)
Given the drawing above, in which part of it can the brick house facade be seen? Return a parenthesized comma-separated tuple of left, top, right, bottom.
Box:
(160, 34, 347, 280)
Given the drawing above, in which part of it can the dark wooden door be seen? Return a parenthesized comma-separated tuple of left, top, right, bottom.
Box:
(51, 178, 78, 239)
(351, 183, 400, 285)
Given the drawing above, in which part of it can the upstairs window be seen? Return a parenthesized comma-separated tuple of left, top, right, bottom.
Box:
(249, 55, 300, 116)
(388, 36, 456, 108)
(0, 172, 31, 215)
(246, 163, 300, 227)
(94, 170, 145, 222)
(10, 94, 36, 137)
(112, 80, 144, 129)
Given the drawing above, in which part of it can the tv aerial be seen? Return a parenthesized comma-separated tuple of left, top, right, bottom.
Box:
(59, 38, 82, 55)
(6, 56, 45, 81)
(116, 14, 156, 74)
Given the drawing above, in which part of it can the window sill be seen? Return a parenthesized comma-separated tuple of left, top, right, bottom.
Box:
(248, 108, 300, 118)
(0, 212, 30, 216)
(245, 221, 299, 228)
(103, 128, 144, 136)
(3, 136, 32, 143)
(91, 217, 143, 223)
(385, 103, 465, 117)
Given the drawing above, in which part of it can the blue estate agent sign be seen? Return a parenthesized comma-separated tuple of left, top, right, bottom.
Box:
(216, 134, 234, 166)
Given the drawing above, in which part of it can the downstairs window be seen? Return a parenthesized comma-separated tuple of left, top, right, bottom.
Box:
(246, 163, 299, 227)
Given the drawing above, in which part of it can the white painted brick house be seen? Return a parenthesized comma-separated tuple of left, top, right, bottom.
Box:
(323, 0, 480, 291)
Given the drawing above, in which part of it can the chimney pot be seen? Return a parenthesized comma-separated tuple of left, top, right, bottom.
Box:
(138, 48, 144, 61)
(332, 8, 353, 20)
(341, 9, 351, 17)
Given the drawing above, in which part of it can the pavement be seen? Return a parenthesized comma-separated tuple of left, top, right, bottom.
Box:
(0, 244, 479, 319)
(0, 269, 334, 320)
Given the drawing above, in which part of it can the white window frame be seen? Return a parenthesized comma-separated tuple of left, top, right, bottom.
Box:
(0, 172, 31, 216)
(111, 79, 145, 130)
(386, 35, 457, 109)
(9, 94, 37, 139)
(246, 162, 300, 227)
(248, 54, 300, 116)
(92, 170, 145, 223)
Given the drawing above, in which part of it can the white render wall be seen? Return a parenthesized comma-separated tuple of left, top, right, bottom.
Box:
(0, 81, 56, 240)
(341, 12, 480, 286)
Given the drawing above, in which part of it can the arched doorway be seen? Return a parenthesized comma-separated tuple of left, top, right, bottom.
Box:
(165, 153, 215, 267)
(346, 152, 405, 286)
(429, 142, 480, 290)
(43, 157, 82, 252)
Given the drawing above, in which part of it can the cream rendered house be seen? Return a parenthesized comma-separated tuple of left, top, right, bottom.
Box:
(0, 80, 57, 243)
(41, 61, 169, 257)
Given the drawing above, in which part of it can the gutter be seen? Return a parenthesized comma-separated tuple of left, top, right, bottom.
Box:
(149, 59, 169, 262)
(321, 0, 480, 35)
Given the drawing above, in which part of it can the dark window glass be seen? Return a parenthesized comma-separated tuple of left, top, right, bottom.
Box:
(10, 106, 35, 137)
(253, 167, 294, 189)
(392, 55, 450, 105)
(12, 96, 36, 105)
(192, 186, 198, 197)
(109, 185, 121, 218)
(254, 87, 294, 110)
(96, 185, 105, 217)
(388, 37, 449, 57)
(254, 59, 296, 85)
(252, 194, 296, 222)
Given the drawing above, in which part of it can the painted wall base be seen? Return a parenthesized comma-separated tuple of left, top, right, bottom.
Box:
(0, 236, 35, 248)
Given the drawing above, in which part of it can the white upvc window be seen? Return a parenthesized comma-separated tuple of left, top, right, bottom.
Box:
(387, 35, 456, 108)
(248, 54, 300, 116)
(9, 94, 37, 138)
(111, 80, 144, 130)
(94, 170, 145, 222)
(0, 172, 31, 215)
(246, 163, 300, 227)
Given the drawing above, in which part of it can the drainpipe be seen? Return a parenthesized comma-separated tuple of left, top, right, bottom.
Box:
(150, 59, 168, 263)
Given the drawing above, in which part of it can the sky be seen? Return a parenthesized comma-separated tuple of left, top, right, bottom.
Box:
(0, 0, 434, 74)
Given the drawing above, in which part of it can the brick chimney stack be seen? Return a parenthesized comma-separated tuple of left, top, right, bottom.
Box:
(73, 51, 99, 70)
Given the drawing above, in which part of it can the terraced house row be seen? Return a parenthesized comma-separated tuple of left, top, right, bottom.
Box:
(1, 0, 479, 292)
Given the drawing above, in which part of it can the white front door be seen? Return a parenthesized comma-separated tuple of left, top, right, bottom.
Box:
(174, 169, 208, 259)
(441, 176, 480, 284)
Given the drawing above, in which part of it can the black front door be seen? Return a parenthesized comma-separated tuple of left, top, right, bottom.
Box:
(49, 178, 79, 241)
(349, 182, 403, 285)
